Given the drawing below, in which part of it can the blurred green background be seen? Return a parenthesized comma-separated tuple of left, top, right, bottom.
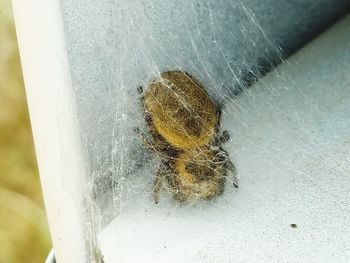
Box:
(0, 0, 51, 262)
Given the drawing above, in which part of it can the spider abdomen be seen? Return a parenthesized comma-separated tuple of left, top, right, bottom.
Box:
(143, 71, 218, 149)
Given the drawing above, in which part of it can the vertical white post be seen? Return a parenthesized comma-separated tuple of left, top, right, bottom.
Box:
(12, 0, 86, 262)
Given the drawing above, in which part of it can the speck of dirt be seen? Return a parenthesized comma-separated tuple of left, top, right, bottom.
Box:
(290, 223, 297, 228)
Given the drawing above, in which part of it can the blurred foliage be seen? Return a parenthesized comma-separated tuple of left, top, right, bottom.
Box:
(0, 0, 51, 262)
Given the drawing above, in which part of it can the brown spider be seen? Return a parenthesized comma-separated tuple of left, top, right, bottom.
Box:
(138, 71, 238, 203)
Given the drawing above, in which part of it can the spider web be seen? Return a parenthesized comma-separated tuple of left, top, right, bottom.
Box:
(60, 0, 350, 262)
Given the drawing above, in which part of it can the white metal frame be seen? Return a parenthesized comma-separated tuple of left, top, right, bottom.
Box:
(12, 1, 86, 262)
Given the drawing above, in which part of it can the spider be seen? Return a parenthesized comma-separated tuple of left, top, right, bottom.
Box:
(138, 71, 238, 203)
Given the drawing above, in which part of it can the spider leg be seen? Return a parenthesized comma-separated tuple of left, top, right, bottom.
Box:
(140, 133, 155, 150)
(214, 102, 231, 145)
(137, 86, 143, 94)
(226, 159, 239, 188)
(141, 134, 173, 161)
(163, 172, 186, 203)
(173, 191, 187, 203)
(134, 127, 158, 151)
(215, 102, 223, 125)
(218, 130, 231, 144)
(212, 130, 231, 147)
(153, 165, 166, 204)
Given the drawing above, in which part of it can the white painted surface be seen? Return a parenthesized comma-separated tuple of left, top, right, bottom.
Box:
(12, 1, 86, 262)
(100, 15, 350, 263)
